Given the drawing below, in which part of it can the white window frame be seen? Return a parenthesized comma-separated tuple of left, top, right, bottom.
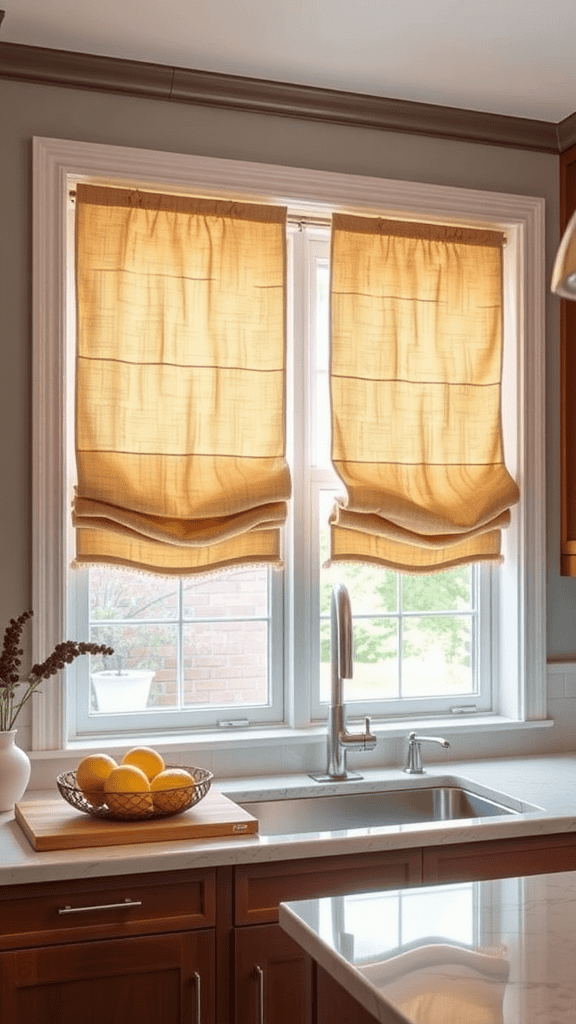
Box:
(32, 135, 546, 752)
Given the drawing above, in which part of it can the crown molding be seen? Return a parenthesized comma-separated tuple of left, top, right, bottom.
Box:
(0, 40, 172, 98)
(557, 111, 576, 154)
(0, 40, 560, 153)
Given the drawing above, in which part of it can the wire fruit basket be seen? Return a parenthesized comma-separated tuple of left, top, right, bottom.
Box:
(57, 765, 213, 821)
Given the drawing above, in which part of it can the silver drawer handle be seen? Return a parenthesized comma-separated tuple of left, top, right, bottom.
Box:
(255, 964, 264, 1024)
(193, 971, 202, 1024)
(57, 897, 143, 915)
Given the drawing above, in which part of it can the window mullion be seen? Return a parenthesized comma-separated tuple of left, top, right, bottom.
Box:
(287, 227, 312, 728)
(398, 575, 403, 701)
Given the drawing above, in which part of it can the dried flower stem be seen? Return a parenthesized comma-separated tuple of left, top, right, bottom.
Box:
(0, 612, 113, 731)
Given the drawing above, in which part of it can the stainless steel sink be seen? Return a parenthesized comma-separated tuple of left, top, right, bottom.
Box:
(237, 786, 519, 837)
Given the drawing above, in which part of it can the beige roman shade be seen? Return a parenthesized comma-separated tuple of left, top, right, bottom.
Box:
(328, 214, 519, 574)
(73, 184, 290, 575)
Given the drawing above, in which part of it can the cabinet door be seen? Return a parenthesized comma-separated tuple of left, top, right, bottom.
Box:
(0, 929, 215, 1024)
(235, 923, 312, 1024)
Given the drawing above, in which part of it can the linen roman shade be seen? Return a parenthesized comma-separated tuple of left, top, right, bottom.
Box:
(328, 214, 519, 573)
(73, 184, 290, 575)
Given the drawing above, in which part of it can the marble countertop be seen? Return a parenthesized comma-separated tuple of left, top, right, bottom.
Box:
(2, 752, 576, 887)
(279, 869, 576, 1023)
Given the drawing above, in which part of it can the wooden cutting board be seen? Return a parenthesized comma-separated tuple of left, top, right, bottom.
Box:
(15, 790, 258, 851)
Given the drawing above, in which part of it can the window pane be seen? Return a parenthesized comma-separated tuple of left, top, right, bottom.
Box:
(90, 566, 178, 620)
(402, 565, 472, 612)
(183, 621, 269, 707)
(182, 568, 268, 619)
(86, 563, 272, 720)
(89, 623, 176, 713)
(401, 615, 472, 697)
(315, 261, 329, 371)
(320, 616, 399, 703)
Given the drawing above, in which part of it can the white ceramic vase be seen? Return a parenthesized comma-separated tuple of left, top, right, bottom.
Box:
(0, 729, 31, 812)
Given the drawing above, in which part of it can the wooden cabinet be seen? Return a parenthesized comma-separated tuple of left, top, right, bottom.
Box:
(560, 143, 576, 573)
(0, 869, 217, 1024)
(1, 831, 575, 1024)
(232, 847, 421, 1024)
(423, 831, 576, 884)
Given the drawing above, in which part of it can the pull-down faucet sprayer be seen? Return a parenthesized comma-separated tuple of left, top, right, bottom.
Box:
(310, 583, 377, 782)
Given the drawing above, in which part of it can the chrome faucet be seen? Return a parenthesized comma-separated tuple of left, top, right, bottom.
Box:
(310, 583, 377, 782)
(404, 731, 450, 774)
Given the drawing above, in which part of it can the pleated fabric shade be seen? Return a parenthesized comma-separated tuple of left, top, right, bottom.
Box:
(328, 214, 519, 574)
(73, 184, 290, 575)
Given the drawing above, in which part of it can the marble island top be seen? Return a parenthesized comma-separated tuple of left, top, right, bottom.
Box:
(2, 753, 576, 886)
(280, 870, 576, 1023)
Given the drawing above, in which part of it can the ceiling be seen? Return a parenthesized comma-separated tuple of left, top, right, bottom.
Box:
(2, 0, 576, 124)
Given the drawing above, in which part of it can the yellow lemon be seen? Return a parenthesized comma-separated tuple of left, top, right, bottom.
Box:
(150, 768, 195, 813)
(75, 753, 118, 806)
(121, 746, 165, 781)
(104, 764, 153, 817)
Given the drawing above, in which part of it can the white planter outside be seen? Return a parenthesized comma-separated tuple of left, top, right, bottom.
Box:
(0, 729, 31, 811)
(91, 670, 155, 713)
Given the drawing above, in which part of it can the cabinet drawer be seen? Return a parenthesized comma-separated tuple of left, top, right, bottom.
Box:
(423, 833, 576, 884)
(235, 849, 422, 925)
(0, 868, 216, 950)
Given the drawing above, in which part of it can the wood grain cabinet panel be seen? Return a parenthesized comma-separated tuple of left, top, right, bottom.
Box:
(423, 832, 576, 884)
(316, 965, 378, 1024)
(0, 930, 215, 1024)
(0, 868, 216, 951)
(234, 848, 423, 925)
(234, 923, 312, 1024)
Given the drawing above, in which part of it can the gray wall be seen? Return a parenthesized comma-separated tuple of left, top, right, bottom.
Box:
(1, 75, 573, 757)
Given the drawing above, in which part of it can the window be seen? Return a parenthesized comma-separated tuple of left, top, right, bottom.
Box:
(32, 137, 546, 758)
(299, 236, 491, 722)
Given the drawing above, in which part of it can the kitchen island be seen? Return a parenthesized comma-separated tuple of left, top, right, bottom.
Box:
(280, 869, 576, 1023)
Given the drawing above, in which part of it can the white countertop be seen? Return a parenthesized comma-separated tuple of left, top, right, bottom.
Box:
(2, 753, 576, 887)
(279, 869, 576, 1023)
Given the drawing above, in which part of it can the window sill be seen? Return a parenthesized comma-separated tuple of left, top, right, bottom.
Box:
(29, 715, 554, 763)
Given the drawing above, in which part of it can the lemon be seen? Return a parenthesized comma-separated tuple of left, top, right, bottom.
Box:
(104, 764, 153, 817)
(75, 753, 118, 806)
(121, 746, 165, 781)
(150, 768, 195, 813)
